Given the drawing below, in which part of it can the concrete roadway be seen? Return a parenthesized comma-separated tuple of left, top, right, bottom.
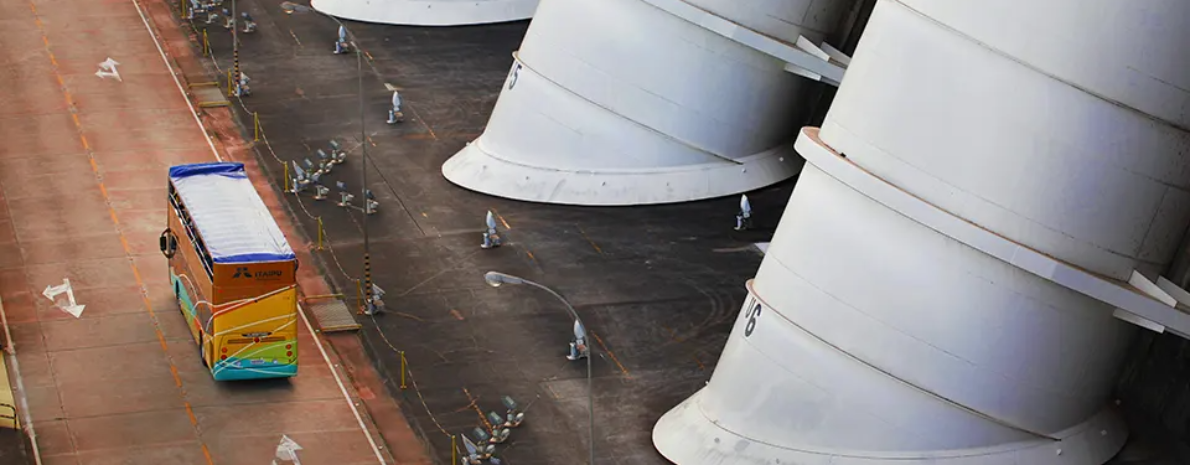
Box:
(191, 3, 798, 464)
(0, 0, 400, 463)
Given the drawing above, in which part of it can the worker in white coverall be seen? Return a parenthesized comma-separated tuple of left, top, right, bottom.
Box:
(387, 90, 404, 124)
(567, 320, 589, 361)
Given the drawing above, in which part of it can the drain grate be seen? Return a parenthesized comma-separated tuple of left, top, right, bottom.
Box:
(304, 298, 360, 332)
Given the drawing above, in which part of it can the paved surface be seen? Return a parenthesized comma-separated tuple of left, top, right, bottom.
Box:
(0, 427, 29, 465)
(190, 3, 796, 464)
(0, 0, 396, 463)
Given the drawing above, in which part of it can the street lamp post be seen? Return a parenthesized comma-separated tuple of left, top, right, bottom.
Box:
(484, 271, 595, 465)
(281, 3, 374, 312)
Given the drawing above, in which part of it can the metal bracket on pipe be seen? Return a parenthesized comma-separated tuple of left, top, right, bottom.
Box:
(636, 0, 849, 87)
(784, 37, 849, 86)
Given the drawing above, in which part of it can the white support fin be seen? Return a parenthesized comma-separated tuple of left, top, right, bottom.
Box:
(819, 42, 852, 66)
(1113, 308, 1165, 334)
(1129, 270, 1177, 307)
(795, 35, 832, 61)
(1156, 275, 1190, 307)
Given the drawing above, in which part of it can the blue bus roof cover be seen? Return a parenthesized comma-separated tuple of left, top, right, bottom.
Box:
(168, 162, 296, 264)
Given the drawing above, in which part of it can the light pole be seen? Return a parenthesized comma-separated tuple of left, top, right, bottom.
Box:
(281, 3, 374, 312)
(484, 271, 595, 465)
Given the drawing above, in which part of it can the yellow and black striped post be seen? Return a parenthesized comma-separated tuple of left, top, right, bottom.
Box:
(355, 279, 364, 314)
(363, 252, 373, 313)
(231, 0, 241, 97)
(233, 48, 240, 97)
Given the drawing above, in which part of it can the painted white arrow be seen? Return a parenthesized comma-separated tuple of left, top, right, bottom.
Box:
(95, 57, 122, 82)
(43, 278, 85, 318)
(272, 434, 303, 465)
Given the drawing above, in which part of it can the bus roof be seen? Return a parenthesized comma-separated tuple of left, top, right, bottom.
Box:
(168, 162, 296, 264)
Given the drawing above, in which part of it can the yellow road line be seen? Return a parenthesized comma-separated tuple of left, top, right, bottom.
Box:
(590, 331, 631, 379)
(577, 225, 603, 255)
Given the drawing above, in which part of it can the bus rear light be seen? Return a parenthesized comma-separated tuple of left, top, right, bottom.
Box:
(287, 351, 293, 357)
(221, 355, 228, 360)
(253, 337, 261, 343)
(222, 347, 228, 353)
(286, 344, 292, 349)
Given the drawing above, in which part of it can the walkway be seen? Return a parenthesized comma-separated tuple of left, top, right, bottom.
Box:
(0, 0, 393, 463)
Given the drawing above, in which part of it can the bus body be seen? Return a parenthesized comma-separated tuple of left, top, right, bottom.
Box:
(160, 162, 299, 381)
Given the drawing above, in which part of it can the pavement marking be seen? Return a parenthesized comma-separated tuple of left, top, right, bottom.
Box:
(28, 2, 215, 462)
(577, 225, 604, 255)
(129, 1, 388, 462)
(462, 388, 494, 431)
(288, 29, 303, 48)
(492, 209, 512, 230)
(590, 331, 632, 380)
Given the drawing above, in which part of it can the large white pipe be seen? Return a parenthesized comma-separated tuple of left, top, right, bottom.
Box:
(310, 0, 539, 26)
(442, 0, 856, 205)
(654, 0, 1190, 463)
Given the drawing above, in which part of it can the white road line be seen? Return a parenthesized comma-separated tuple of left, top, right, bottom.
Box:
(127, 2, 388, 464)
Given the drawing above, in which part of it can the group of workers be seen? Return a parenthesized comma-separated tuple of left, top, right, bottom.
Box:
(186, 1, 257, 33)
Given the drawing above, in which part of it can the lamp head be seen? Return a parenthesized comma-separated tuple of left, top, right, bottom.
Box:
(280, 2, 312, 14)
(484, 271, 523, 288)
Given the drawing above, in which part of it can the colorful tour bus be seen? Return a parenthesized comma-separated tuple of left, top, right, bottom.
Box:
(159, 162, 299, 381)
